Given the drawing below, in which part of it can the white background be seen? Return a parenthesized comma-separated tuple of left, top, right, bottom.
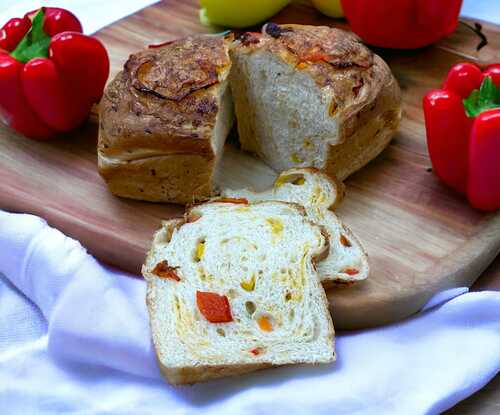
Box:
(0, 0, 499, 32)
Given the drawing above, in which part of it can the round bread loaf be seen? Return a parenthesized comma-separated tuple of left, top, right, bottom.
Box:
(230, 23, 402, 180)
(98, 25, 402, 203)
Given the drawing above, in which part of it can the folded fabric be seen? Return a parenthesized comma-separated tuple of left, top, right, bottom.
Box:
(0, 210, 499, 414)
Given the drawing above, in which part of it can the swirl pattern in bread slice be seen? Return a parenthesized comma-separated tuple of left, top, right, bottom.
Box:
(223, 168, 369, 285)
(143, 200, 335, 384)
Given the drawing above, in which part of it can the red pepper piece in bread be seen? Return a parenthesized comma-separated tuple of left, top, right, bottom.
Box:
(340, 234, 351, 247)
(196, 291, 233, 323)
(151, 260, 181, 281)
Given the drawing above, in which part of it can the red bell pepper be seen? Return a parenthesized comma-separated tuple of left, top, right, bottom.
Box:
(0, 7, 109, 139)
(340, 0, 463, 49)
(423, 63, 500, 211)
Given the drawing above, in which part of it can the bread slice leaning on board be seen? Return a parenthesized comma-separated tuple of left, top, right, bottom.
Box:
(143, 200, 335, 385)
(230, 23, 402, 181)
(98, 34, 234, 204)
(223, 168, 369, 286)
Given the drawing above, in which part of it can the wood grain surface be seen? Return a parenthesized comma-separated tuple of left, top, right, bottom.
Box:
(0, 0, 499, 330)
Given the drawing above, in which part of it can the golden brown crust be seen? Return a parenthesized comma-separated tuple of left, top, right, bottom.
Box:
(98, 35, 233, 204)
(98, 153, 215, 204)
(326, 56, 402, 180)
(161, 362, 274, 385)
(127, 38, 229, 102)
(99, 35, 232, 159)
(267, 23, 372, 69)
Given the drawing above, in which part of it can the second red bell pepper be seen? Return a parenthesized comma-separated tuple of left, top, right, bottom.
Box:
(424, 63, 500, 211)
(0, 7, 109, 139)
(467, 110, 500, 211)
(341, 0, 463, 49)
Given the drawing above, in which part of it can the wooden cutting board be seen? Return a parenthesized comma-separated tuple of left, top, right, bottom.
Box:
(0, 0, 499, 329)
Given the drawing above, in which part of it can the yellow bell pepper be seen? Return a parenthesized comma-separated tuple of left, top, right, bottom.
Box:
(311, 0, 344, 18)
(200, 0, 291, 28)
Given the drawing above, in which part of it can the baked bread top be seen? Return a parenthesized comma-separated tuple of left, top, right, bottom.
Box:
(235, 23, 392, 125)
(99, 34, 233, 161)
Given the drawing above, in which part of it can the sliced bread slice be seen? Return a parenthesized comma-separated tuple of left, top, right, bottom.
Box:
(223, 168, 369, 285)
(143, 200, 335, 385)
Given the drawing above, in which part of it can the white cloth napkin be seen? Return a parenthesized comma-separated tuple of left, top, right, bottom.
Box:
(1, 210, 499, 414)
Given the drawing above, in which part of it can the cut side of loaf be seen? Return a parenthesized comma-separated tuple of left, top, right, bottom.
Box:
(98, 34, 234, 204)
(230, 24, 402, 181)
(99, 25, 402, 204)
(223, 168, 369, 285)
(143, 200, 335, 385)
